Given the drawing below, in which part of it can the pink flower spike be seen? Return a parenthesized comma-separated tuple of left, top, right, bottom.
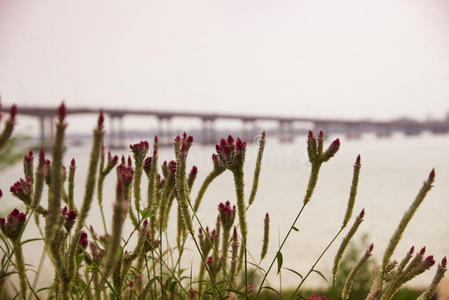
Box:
(57, 102, 66, 121)
(359, 209, 365, 219)
(98, 109, 104, 126)
(10, 104, 17, 118)
(420, 247, 426, 255)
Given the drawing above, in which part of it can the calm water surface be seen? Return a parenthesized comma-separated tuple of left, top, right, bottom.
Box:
(2, 133, 448, 288)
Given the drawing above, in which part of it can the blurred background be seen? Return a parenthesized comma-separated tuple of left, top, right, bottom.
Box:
(0, 0, 448, 294)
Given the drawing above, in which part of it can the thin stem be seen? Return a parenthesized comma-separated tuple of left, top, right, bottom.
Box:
(290, 227, 345, 299)
(254, 203, 306, 299)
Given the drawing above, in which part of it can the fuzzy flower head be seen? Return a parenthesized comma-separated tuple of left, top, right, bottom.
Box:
(90, 241, 105, 263)
(61, 206, 77, 231)
(307, 130, 340, 164)
(198, 226, 218, 256)
(23, 150, 34, 179)
(79, 230, 88, 249)
(0, 209, 26, 240)
(188, 165, 198, 184)
(218, 201, 236, 231)
(161, 160, 177, 179)
(143, 156, 152, 176)
(215, 135, 247, 171)
(10, 177, 33, 204)
(117, 164, 134, 188)
(212, 153, 226, 173)
(174, 132, 194, 159)
(130, 141, 149, 162)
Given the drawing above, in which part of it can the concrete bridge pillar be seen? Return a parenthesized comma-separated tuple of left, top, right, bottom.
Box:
(38, 116, 55, 148)
(108, 114, 126, 149)
(345, 124, 362, 140)
(241, 120, 257, 142)
(157, 116, 173, 146)
(278, 121, 294, 143)
(201, 118, 216, 145)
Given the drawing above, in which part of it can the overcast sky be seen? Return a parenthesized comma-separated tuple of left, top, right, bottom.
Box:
(1, 0, 449, 123)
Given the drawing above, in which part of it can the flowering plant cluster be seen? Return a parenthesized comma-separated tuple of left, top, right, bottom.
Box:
(0, 103, 446, 300)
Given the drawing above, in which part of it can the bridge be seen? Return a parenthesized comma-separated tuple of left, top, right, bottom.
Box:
(1, 105, 449, 148)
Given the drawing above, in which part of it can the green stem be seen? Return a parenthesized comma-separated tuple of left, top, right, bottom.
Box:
(290, 227, 344, 299)
(14, 240, 27, 299)
(193, 170, 221, 212)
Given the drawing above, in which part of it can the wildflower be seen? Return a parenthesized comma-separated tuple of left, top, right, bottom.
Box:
(130, 141, 149, 213)
(341, 243, 373, 300)
(417, 256, 447, 300)
(0, 207, 27, 299)
(229, 226, 240, 283)
(143, 156, 152, 176)
(23, 150, 34, 181)
(333, 209, 365, 286)
(214, 135, 247, 171)
(248, 131, 266, 207)
(304, 131, 340, 205)
(31, 147, 46, 210)
(187, 165, 198, 189)
(175, 133, 194, 233)
(130, 141, 149, 161)
(218, 201, 236, 231)
(382, 169, 435, 270)
(0, 104, 17, 149)
(79, 230, 88, 249)
(10, 177, 33, 204)
(0, 208, 26, 240)
(341, 155, 361, 228)
(63, 208, 77, 231)
(261, 212, 270, 261)
(117, 164, 134, 188)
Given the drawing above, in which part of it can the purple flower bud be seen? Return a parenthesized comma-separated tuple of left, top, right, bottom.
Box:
(420, 247, 426, 255)
(57, 102, 66, 121)
(428, 168, 435, 181)
(0, 208, 26, 239)
(9, 104, 17, 119)
(79, 231, 88, 249)
(98, 109, 104, 126)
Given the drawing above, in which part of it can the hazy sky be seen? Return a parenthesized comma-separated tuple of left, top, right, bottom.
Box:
(1, 0, 449, 122)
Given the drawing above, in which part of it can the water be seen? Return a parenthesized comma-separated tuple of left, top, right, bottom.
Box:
(1, 133, 448, 289)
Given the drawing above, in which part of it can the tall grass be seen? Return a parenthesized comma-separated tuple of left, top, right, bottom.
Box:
(0, 103, 446, 300)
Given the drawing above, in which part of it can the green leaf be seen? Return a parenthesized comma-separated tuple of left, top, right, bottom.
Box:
(276, 251, 283, 274)
(71, 285, 79, 295)
(292, 226, 299, 232)
(284, 267, 304, 280)
(76, 254, 84, 268)
(139, 208, 154, 219)
(312, 269, 329, 284)
(262, 286, 282, 297)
